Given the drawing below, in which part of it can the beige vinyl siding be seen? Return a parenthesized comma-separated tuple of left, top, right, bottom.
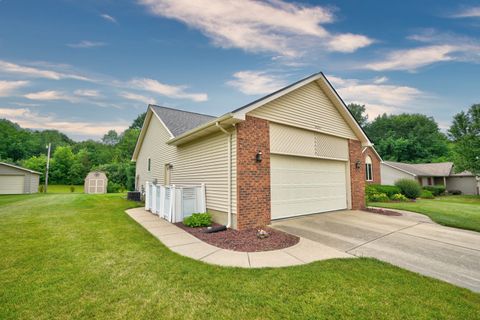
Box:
(135, 115, 236, 217)
(270, 123, 348, 160)
(381, 163, 416, 185)
(249, 81, 357, 140)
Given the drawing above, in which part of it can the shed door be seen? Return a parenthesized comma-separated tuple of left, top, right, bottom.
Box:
(89, 179, 105, 194)
(0, 175, 25, 194)
(271, 154, 348, 220)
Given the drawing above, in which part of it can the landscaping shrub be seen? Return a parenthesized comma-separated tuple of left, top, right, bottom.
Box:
(395, 179, 422, 199)
(38, 185, 44, 193)
(423, 185, 446, 196)
(107, 181, 122, 193)
(420, 190, 434, 199)
(183, 213, 212, 227)
(369, 184, 401, 198)
(448, 189, 462, 195)
(69, 186, 75, 193)
(391, 193, 409, 202)
(368, 193, 390, 202)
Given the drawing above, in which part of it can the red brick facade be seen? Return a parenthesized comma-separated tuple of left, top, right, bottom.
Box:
(236, 116, 271, 230)
(363, 146, 381, 184)
(348, 140, 366, 210)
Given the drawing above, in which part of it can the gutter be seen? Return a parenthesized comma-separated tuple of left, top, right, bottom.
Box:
(215, 122, 233, 229)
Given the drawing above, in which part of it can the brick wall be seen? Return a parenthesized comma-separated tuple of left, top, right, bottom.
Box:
(364, 147, 381, 184)
(348, 140, 366, 210)
(236, 116, 271, 230)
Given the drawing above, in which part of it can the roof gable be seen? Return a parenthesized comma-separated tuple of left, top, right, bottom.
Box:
(150, 105, 215, 137)
(384, 161, 454, 177)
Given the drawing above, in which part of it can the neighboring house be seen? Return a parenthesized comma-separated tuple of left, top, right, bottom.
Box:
(381, 161, 479, 195)
(0, 162, 41, 194)
(132, 73, 381, 230)
(84, 171, 108, 194)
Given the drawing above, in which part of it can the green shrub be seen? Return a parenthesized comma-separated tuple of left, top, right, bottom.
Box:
(183, 213, 212, 228)
(423, 185, 446, 196)
(369, 184, 401, 198)
(391, 193, 409, 201)
(38, 185, 44, 193)
(395, 179, 422, 199)
(449, 189, 462, 195)
(107, 181, 122, 193)
(420, 190, 434, 199)
(368, 193, 390, 202)
(69, 186, 75, 193)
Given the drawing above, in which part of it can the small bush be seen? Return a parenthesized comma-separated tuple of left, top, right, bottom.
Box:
(107, 181, 122, 193)
(395, 179, 422, 199)
(391, 193, 409, 201)
(420, 190, 434, 199)
(183, 213, 212, 227)
(368, 193, 390, 202)
(39, 185, 44, 193)
(369, 184, 401, 198)
(448, 189, 462, 195)
(69, 186, 75, 193)
(423, 185, 446, 196)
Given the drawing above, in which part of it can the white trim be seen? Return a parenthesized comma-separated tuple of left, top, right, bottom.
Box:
(150, 106, 175, 139)
(362, 146, 383, 162)
(270, 151, 348, 162)
(381, 162, 417, 177)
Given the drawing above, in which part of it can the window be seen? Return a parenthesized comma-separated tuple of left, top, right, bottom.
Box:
(365, 156, 373, 181)
(147, 158, 151, 172)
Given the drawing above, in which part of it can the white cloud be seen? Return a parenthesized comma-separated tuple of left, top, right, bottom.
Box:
(67, 40, 107, 48)
(0, 107, 128, 140)
(74, 89, 100, 97)
(227, 71, 287, 95)
(24, 90, 75, 102)
(119, 91, 156, 105)
(364, 45, 457, 71)
(139, 0, 373, 57)
(327, 75, 423, 118)
(100, 13, 117, 23)
(0, 80, 29, 97)
(373, 76, 388, 84)
(130, 78, 208, 102)
(452, 7, 480, 18)
(0, 60, 90, 81)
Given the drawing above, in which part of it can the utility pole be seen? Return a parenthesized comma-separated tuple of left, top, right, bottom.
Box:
(45, 143, 51, 193)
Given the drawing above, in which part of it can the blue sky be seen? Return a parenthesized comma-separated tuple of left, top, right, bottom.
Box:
(0, 0, 479, 140)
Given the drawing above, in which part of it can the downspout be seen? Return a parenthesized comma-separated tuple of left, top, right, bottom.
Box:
(216, 122, 233, 228)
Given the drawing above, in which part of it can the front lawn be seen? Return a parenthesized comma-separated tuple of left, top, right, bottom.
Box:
(373, 195, 480, 232)
(0, 194, 479, 319)
(39, 184, 85, 193)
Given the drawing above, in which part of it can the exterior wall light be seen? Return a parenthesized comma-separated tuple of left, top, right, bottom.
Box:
(256, 151, 263, 163)
(355, 160, 361, 169)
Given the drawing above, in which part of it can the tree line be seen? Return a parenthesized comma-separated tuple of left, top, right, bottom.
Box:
(347, 103, 479, 175)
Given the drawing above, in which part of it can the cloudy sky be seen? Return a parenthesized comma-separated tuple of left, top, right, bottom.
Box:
(0, 0, 479, 140)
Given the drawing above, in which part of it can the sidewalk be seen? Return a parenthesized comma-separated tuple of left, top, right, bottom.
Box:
(126, 207, 353, 268)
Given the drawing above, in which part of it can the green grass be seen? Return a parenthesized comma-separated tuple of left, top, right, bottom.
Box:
(373, 195, 480, 232)
(39, 184, 84, 193)
(0, 194, 479, 319)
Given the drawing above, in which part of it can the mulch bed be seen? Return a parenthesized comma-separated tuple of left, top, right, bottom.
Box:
(175, 223, 300, 252)
(364, 207, 403, 216)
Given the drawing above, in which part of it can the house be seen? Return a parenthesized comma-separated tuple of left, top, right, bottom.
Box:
(132, 73, 382, 230)
(0, 162, 41, 194)
(381, 161, 479, 195)
(84, 171, 108, 194)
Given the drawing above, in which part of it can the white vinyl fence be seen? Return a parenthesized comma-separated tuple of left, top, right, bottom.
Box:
(145, 182, 206, 223)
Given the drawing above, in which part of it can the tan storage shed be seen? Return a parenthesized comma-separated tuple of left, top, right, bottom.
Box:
(84, 171, 108, 194)
(0, 162, 41, 194)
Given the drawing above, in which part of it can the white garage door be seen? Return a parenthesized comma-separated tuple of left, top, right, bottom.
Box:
(271, 154, 348, 220)
(0, 175, 25, 194)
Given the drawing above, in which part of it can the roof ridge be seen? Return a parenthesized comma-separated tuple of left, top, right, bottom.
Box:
(149, 104, 215, 118)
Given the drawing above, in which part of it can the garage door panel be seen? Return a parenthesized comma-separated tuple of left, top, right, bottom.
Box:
(0, 175, 25, 194)
(271, 155, 347, 219)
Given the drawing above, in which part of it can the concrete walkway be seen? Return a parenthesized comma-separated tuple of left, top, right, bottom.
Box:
(126, 208, 353, 268)
(272, 209, 480, 292)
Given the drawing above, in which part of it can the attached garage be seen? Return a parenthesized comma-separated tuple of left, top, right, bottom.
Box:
(0, 162, 41, 194)
(271, 155, 348, 219)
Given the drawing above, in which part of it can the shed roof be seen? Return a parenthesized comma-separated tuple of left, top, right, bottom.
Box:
(384, 161, 454, 177)
(0, 162, 41, 175)
(150, 105, 215, 137)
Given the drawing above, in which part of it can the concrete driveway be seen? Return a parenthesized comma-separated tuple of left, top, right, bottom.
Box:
(272, 210, 480, 292)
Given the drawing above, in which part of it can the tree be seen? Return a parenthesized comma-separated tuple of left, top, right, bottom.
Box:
(50, 146, 74, 184)
(448, 104, 480, 175)
(102, 130, 119, 145)
(115, 128, 140, 162)
(22, 155, 47, 183)
(365, 113, 449, 163)
(347, 103, 368, 127)
(129, 112, 146, 130)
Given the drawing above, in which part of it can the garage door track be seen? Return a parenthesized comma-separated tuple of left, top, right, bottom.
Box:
(272, 210, 480, 292)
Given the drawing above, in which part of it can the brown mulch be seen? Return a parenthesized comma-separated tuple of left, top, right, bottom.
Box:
(175, 223, 300, 252)
(364, 207, 402, 216)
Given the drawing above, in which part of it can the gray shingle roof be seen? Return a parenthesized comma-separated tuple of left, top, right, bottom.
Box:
(384, 161, 454, 177)
(450, 170, 475, 177)
(150, 105, 215, 137)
